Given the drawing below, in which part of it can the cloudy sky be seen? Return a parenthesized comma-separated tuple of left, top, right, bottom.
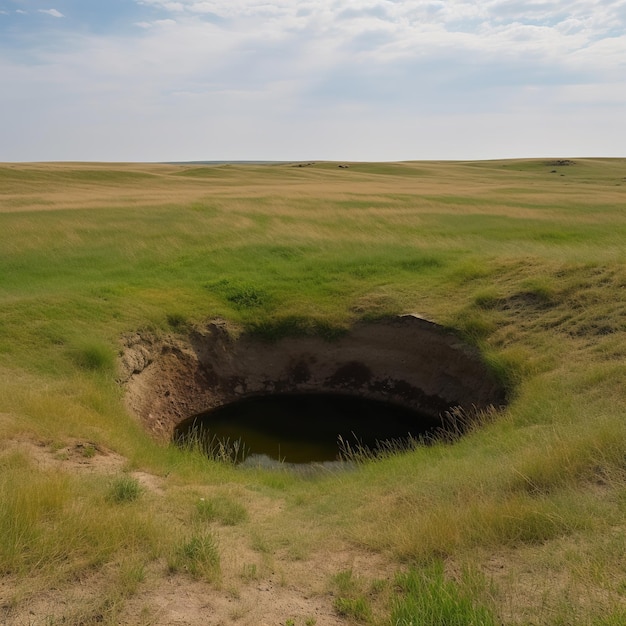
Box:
(1, 0, 625, 161)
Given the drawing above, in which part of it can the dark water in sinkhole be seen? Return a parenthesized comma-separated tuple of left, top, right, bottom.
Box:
(174, 393, 441, 465)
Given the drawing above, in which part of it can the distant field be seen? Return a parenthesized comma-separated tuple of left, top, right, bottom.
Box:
(1, 159, 626, 625)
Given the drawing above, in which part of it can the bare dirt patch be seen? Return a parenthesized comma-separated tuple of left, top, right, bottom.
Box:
(0, 436, 396, 626)
(1, 437, 126, 475)
(118, 543, 397, 626)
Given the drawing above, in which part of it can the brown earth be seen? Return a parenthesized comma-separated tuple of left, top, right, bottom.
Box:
(0, 437, 396, 626)
(120, 315, 505, 442)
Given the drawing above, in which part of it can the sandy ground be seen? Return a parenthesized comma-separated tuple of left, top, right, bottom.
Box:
(5, 437, 619, 625)
(0, 437, 395, 626)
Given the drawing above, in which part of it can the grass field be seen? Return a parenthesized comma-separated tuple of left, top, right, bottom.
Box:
(1, 159, 626, 625)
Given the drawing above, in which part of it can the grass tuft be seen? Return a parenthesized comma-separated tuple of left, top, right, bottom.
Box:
(331, 569, 373, 623)
(70, 341, 115, 373)
(107, 475, 142, 503)
(166, 312, 188, 329)
(195, 495, 248, 526)
(169, 532, 221, 582)
(175, 425, 249, 464)
(390, 562, 496, 626)
(334, 596, 372, 622)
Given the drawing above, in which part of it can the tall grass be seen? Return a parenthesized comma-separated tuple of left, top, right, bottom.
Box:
(390, 562, 496, 626)
(0, 455, 159, 579)
(1, 159, 626, 623)
(168, 532, 221, 582)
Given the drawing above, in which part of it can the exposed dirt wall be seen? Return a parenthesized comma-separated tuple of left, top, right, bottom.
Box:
(120, 315, 506, 441)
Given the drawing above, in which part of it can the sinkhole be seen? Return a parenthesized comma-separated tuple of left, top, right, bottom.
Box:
(120, 314, 507, 465)
(173, 393, 441, 464)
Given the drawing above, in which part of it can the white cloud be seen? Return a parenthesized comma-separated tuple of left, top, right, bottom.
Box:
(1, 0, 625, 160)
(38, 9, 64, 18)
(129, 0, 626, 74)
(135, 19, 177, 28)
(133, 0, 626, 32)
(138, 0, 185, 11)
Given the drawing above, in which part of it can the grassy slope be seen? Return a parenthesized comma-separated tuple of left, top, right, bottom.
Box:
(1, 159, 626, 624)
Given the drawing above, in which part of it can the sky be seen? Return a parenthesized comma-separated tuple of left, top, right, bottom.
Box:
(1, 0, 625, 162)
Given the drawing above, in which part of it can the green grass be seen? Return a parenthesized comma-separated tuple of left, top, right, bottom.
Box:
(0, 456, 159, 579)
(390, 562, 496, 626)
(107, 475, 143, 503)
(195, 495, 248, 526)
(169, 532, 221, 582)
(1, 159, 626, 624)
(331, 569, 374, 622)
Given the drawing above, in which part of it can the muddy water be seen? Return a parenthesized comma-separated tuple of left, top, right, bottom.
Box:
(174, 393, 440, 464)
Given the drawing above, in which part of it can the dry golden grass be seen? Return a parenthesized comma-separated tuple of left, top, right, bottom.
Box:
(1, 158, 626, 624)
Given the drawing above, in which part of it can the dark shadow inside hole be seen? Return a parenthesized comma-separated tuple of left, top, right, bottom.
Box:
(174, 393, 443, 464)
